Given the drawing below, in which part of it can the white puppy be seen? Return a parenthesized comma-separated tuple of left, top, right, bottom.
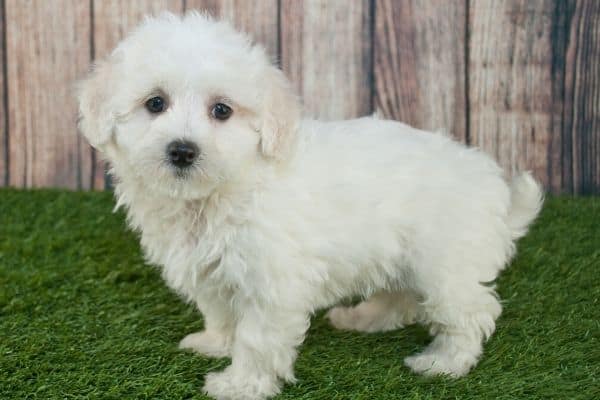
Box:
(78, 12, 543, 400)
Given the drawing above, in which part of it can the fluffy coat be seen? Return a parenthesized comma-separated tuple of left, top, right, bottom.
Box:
(78, 13, 543, 400)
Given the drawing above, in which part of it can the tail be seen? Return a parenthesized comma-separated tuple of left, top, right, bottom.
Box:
(507, 172, 544, 240)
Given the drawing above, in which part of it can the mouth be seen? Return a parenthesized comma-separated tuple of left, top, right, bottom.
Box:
(173, 167, 194, 180)
(161, 158, 203, 180)
(136, 157, 216, 201)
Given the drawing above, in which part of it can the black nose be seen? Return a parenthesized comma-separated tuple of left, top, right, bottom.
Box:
(166, 140, 199, 168)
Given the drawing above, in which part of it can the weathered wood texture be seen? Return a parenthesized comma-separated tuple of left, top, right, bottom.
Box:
(375, 0, 467, 142)
(0, 0, 598, 194)
(5, 0, 92, 189)
(186, 0, 279, 60)
(564, 0, 600, 195)
(281, 0, 373, 120)
(94, 0, 184, 61)
(547, 0, 575, 194)
(470, 0, 560, 190)
(0, 0, 6, 186)
(468, 0, 599, 194)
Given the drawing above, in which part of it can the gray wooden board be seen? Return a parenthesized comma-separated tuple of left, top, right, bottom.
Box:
(374, 0, 467, 142)
(281, 0, 373, 120)
(6, 0, 92, 188)
(469, 0, 557, 189)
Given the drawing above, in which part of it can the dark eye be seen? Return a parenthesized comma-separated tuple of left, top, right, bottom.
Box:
(211, 103, 233, 121)
(145, 96, 166, 113)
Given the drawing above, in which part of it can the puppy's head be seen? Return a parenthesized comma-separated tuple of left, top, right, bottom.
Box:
(78, 12, 300, 199)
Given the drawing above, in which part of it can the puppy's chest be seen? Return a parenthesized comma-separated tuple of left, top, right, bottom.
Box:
(138, 212, 238, 299)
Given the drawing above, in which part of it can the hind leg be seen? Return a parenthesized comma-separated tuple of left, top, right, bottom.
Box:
(404, 280, 501, 377)
(327, 290, 420, 333)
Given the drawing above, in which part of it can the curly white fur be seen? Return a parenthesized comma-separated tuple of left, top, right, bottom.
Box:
(78, 12, 543, 400)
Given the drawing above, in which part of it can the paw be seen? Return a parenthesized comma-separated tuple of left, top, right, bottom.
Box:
(326, 306, 365, 331)
(326, 306, 407, 333)
(203, 367, 281, 400)
(179, 330, 231, 358)
(404, 351, 476, 378)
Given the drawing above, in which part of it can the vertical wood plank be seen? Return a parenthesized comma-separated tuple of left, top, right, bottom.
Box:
(6, 0, 91, 189)
(185, 0, 279, 63)
(564, 0, 600, 195)
(93, 0, 184, 60)
(469, 0, 557, 189)
(546, 0, 574, 194)
(280, 0, 372, 120)
(0, 0, 6, 186)
(92, 0, 184, 189)
(374, 0, 467, 141)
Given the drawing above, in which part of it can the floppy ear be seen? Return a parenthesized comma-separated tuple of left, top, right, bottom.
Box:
(259, 67, 301, 160)
(77, 61, 116, 151)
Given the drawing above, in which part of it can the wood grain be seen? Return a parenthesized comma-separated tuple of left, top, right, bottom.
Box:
(91, 0, 184, 189)
(0, 0, 598, 193)
(6, 0, 92, 189)
(93, 0, 184, 59)
(185, 0, 279, 62)
(563, 0, 600, 195)
(280, 0, 373, 120)
(374, 0, 467, 141)
(469, 0, 557, 189)
(545, 0, 574, 193)
(0, 0, 6, 185)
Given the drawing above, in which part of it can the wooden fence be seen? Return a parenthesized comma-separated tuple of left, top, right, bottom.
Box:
(0, 0, 598, 194)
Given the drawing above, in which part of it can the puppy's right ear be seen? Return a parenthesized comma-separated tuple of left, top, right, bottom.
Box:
(77, 61, 116, 151)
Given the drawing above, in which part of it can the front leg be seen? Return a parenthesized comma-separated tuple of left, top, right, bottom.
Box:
(179, 289, 235, 358)
(203, 303, 310, 400)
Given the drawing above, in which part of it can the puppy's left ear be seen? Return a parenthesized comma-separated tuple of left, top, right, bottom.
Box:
(259, 67, 301, 160)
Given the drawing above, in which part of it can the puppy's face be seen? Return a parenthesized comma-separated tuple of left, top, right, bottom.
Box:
(79, 13, 300, 199)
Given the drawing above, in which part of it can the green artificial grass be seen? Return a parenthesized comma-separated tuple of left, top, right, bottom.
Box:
(0, 189, 598, 399)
